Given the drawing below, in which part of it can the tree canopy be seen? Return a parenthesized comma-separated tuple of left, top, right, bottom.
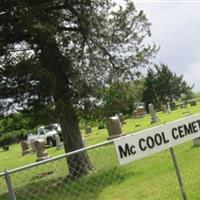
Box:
(0, 0, 157, 178)
(0, 0, 156, 108)
(142, 64, 193, 109)
(100, 79, 144, 117)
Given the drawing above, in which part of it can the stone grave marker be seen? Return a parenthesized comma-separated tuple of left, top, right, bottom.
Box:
(30, 140, 36, 153)
(136, 106, 146, 117)
(55, 134, 63, 150)
(132, 110, 137, 118)
(161, 104, 167, 113)
(106, 116, 125, 140)
(34, 139, 50, 162)
(85, 126, 92, 134)
(167, 102, 171, 113)
(133, 106, 146, 118)
(148, 103, 159, 123)
(193, 137, 200, 147)
(20, 140, 31, 156)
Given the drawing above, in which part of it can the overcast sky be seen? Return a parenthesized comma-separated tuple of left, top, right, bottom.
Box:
(120, 1, 200, 91)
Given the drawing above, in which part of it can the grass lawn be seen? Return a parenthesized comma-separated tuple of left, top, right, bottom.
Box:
(1, 103, 200, 200)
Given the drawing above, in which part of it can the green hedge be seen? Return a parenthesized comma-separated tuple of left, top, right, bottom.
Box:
(0, 128, 37, 147)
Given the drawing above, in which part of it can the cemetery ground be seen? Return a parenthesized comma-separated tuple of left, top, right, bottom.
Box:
(1, 103, 200, 199)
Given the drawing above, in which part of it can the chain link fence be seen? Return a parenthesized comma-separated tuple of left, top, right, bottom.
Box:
(1, 139, 200, 200)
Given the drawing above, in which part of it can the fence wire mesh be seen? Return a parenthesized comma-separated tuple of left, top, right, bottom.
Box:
(0, 141, 188, 200)
(174, 141, 200, 200)
(1, 140, 200, 200)
(0, 175, 8, 199)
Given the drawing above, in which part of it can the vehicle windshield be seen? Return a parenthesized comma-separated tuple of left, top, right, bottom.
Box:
(44, 124, 56, 132)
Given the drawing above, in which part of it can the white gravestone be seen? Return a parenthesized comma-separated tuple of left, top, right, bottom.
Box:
(148, 103, 159, 123)
(167, 102, 171, 113)
(55, 134, 63, 150)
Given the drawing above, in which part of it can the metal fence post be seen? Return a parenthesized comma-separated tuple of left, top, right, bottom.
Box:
(4, 170, 16, 200)
(169, 148, 187, 200)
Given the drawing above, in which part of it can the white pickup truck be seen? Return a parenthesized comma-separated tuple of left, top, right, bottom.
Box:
(27, 124, 62, 147)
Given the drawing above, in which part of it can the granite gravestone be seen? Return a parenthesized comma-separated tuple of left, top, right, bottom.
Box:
(133, 106, 146, 118)
(106, 116, 125, 140)
(20, 140, 31, 156)
(34, 139, 50, 162)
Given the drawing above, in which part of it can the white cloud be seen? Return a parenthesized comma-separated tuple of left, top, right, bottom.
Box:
(134, 1, 200, 91)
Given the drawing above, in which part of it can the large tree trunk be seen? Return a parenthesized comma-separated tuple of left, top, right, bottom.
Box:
(36, 36, 95, 179)
(58, 98, 95, 179)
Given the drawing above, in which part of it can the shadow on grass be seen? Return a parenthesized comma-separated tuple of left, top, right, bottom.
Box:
(0, 167, 136, 200)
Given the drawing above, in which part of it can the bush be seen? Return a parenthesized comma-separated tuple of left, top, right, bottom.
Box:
(0, 131, 18, 146)
(0, 129, 31, 147)
(98, 121, 105, 129)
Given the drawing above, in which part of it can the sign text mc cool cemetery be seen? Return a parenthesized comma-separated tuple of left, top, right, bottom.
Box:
(114, 114, 200, 165)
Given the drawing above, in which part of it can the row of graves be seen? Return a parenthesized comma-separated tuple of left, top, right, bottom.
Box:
(20, 135, 63, 162)
(103, 100, 200, 146)
(19, 100, 199, 162)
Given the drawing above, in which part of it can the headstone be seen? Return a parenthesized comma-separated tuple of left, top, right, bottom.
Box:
(30, 140, 36, 153)
(117, 113, 125, 124)
(137, 106, 146, 117)
(148, 103, 159, 123)
(55, 134, 62, 150)
(34, 139, 50, 162)
(132, 110, 137, 118)
(133, 106, 146, 118)
(193, 138, 200, 147)
(161, 105, 167, 113)
(167, 102, 171, 113)
(190, 100, 197, 106)
(106, 116, 125, 140)
(85, 126, 92, 134)
(20, 140, 31, 156)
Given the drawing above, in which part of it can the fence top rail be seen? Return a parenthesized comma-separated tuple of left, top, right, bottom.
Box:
(0, 139, 114, 177)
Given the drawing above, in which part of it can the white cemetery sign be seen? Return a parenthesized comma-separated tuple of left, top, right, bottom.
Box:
(114, 113, 200, 165)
